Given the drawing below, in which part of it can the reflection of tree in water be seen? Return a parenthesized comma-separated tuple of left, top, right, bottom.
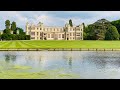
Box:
(68, 57, 72, 69)
(5, 54, 16, 63)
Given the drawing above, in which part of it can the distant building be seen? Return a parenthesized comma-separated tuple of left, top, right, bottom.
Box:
(26, 21, 84, 40)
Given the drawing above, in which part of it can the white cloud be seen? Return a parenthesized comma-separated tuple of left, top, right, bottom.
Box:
(0, 11, 120, 31)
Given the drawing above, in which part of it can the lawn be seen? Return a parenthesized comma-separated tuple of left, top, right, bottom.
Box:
(0, 40, 120, 49)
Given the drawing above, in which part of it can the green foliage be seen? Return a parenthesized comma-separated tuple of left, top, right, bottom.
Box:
(16, 27, 25, 35)
(105, 26, 119, 40)
(25, 35, 30, 40)
(3, 29, 11, 35)
(5, 20, 10, 29)
(11, 21, 16, 32)
(1, 33, 11, 40)
(1, 20, 27, 40)
(84, 19, 119, 40)
(69, 19, 73, 27)
(111, 19, 120, 34)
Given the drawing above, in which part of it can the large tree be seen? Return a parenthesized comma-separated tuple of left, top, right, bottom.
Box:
(69, 19, 73, 27)
(111, 19, 120, 35)
(4, 20, 11, 34)
(105, 26, 119, 40)
(5, 20, 10, 30)
(11, 21, 16, 32)
(84, 19, 114, 40)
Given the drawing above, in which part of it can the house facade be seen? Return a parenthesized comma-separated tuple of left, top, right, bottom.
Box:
(26, 22, 84, 40)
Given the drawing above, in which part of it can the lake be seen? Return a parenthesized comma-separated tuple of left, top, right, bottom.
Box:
(0, 51, 120, 79)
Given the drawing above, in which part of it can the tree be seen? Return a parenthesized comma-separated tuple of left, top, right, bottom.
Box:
(111, 19, 120, 35)
(84, 19, 115, 40)
(5, 20, 10, 30)
(69, 19, 73, 27)
(105, 26, 119, 40)
(11, 21, 16, 32)
(16, 27, 25, 35)
(25, 35, 30, 40)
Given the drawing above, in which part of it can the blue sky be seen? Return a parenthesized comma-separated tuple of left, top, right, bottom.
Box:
(0, 11, 120, 31)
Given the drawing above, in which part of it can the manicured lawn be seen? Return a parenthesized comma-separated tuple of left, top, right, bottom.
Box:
(0, 40, 120, 49)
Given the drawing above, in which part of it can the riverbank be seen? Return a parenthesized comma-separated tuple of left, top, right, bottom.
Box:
(1, 48, 120, 51)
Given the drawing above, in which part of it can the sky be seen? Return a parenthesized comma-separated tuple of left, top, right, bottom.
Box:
(1, 11, 120, 31)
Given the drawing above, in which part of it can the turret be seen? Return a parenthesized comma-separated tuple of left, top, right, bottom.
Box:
(26, 22, 30, 35)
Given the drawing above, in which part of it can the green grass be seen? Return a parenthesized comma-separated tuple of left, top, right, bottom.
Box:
(0, 40, 120, 49)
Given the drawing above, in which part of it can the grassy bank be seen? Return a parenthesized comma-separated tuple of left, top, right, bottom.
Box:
(0, 40, 120, 49)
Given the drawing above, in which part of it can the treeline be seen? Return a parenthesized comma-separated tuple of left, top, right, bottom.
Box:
(84, 19, 120, 40)
(0, 20, 30, 40)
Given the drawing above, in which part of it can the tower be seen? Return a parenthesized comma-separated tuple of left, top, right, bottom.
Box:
(26, 22, 29, 35)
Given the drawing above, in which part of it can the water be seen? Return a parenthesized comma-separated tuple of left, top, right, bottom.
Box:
(1, 51, 120, 79)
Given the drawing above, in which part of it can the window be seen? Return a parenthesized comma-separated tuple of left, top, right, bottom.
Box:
(37, 28, 38, 30)
(40, 28, 42, 30)
(59, 34, 61, 38)
(73, 37, 74, 39)
(31, 32, 35, 36)
(62, 34, 64, 38)
(73, 33, 75, 36)
(54, 29, 55, 31)
(31, 37, 35, 39)
(75, 33, 80, 36)
(70, 33, 72, 36)
(51, 34, 54, 38)
(81, 33, 82, 36)
(37, 32, 39, 35)
(40, 32, 42, 36)
(48, 34, 50, 38)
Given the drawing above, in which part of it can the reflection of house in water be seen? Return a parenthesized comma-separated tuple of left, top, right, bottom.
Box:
(63, 51, 73, 69)
(25, 52, 47, 68)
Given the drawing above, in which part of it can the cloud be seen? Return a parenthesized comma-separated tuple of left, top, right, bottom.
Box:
(0, 11, 120, 31)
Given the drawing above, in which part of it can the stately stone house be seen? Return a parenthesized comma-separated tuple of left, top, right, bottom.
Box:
(26, 21, 84, 40)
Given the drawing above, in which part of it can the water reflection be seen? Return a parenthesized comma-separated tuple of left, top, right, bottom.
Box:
(1, 51, 120, 78)
(5, 54, 16, 63)
(68, 57, 72, 69)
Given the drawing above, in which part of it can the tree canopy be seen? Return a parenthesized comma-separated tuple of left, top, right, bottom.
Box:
(84, 19, 119, 40)
(105, 26, 119, 40)
(1, 20, 30, 40)
(111, 19, 120, 34)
